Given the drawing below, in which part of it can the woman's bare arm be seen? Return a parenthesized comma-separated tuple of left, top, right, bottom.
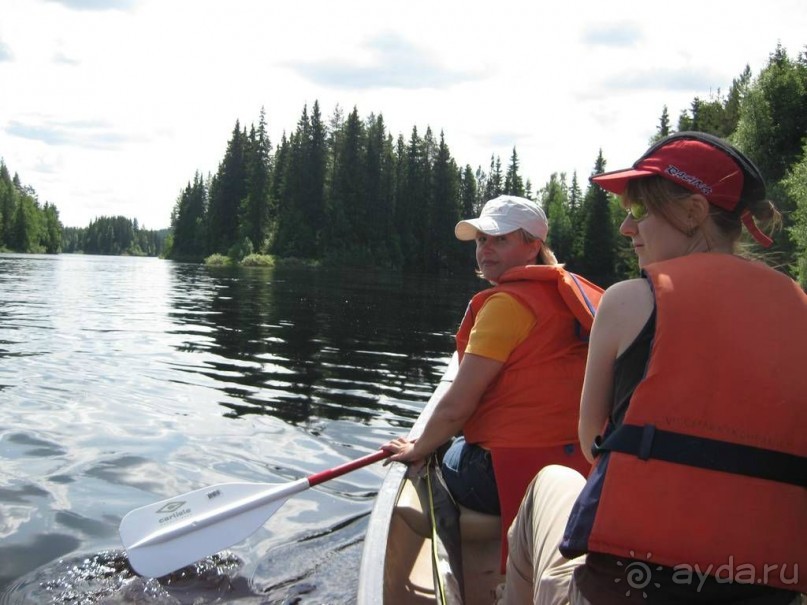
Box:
(383, 352, 503, 465)
(579, 279, 654, 462)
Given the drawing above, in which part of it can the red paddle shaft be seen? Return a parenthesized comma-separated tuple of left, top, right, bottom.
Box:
(308, 449, 392, 487)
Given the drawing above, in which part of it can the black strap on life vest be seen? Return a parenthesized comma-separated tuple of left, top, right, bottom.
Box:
(593, 423, 807, 487)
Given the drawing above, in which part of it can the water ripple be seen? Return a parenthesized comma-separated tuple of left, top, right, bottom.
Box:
(0, 253, 481, 603)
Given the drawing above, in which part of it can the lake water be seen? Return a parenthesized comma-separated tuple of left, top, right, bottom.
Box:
(0, 253, 482, 604)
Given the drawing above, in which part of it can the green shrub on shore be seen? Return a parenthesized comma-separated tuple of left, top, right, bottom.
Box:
(204, 253, 232, 267)
(241, 253, 275, 267)
(203, 252, 321, 269)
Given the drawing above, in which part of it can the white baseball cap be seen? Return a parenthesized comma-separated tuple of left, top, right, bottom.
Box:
(455, 195, 548, 241)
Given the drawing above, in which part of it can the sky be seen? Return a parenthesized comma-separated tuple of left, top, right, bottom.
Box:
(1, 0, 805, 229)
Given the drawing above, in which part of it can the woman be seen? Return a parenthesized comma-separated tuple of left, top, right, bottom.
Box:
(384, 195, 601, 559)
(501, 132, 806, 604)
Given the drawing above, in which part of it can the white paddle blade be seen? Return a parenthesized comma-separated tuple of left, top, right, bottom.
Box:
(120, 479, 308, 577)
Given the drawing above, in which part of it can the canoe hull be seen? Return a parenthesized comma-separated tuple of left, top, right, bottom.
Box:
(358, 354, 505, 604)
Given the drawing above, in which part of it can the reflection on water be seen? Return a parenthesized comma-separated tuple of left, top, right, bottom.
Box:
(166, 263, 462, 425)
(0, 253, 481, 603)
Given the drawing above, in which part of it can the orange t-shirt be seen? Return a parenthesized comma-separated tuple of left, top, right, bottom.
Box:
(463, 293, 535, 363)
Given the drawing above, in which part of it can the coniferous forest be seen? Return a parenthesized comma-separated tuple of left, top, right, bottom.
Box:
(0, 162, 61, 255)
(61, 218, 168, 256)
(1, 44, 806, 287)
(167, 44, 807, 286)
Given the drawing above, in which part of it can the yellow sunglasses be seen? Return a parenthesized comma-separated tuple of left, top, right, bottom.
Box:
(626, 200, 648, 221)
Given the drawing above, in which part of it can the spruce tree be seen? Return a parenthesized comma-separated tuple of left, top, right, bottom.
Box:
(170, 172, 207, 259)
(568, 171, 584, 267)
(273, 128, 306, 256)
(651, 105, 671, 143)
(388, 133, 408, 265)
(504, 147, 525, 197)
(429, 131, 460, 271)
(305, 101, 328, 253)
(11, 194, 41, 252)
(459, 165, 477, 219)
(274, 105, 325, 258)
(484, 155, 503, 200)
(0, 161, 15, 247)
(580, 151, 617, 286)
(268, 132, 289, 249)
(397, 127, 425, 269)
(207, 121, 248, 254)
(677, 109, 693, 132)
(724, 66, 752, 135)
(241, 108, 272, 253)
(541, 173, 574, 265)
(41, 203, 61, 253)
(457, 165, 478, 268)
(412, 127, 436, 271)
(364, 113, 396, 263)
(326, 106, 365, 257)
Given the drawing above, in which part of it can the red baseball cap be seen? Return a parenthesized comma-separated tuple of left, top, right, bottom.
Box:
(591, 131, 771, 246)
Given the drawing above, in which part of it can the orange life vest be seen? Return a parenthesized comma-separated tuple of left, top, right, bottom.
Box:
(562, 254, 807, 593)
(456, 264, 602, 570)
(456, 264, 602, 448)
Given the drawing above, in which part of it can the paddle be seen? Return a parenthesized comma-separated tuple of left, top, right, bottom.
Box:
(119, 448, 392, 578)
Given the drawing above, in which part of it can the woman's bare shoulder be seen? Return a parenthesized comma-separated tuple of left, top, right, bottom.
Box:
(594, 278, 654, 353)
(602, 278, 653, 307)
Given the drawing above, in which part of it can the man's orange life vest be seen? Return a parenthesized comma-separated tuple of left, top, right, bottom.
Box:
(456, 264, 602, 448)
(562, 253, 807, 592)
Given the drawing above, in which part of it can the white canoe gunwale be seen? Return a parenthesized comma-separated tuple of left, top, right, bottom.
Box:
(358, 353, 505, 604)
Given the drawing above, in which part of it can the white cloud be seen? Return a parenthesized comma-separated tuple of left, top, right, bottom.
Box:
(0, 0, 805, 228)
(581, 22, 643, 48)
(288, 33, 485, 90)
(43, 0, 136, 11)
(7, 118, 140, 149)
(0, 37, 13, 61)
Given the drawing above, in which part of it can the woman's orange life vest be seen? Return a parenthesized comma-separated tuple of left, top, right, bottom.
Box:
(562, 253, 807, 592)
(455, 265, 603, 449)
(456, 264, 602, 570)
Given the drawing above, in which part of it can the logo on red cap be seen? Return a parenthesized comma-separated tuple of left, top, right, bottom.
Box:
(665, 165, 713, 196)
